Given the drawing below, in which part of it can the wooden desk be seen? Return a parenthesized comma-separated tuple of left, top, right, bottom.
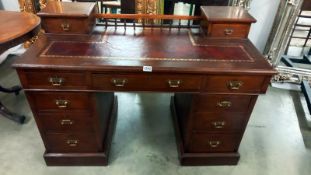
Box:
(0, 10, 40, 124)
(13, 27, 276, 166)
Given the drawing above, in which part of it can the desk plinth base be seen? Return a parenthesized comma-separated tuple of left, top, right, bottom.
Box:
(170, 96, 240, 166)
(44, 96, 118, 166)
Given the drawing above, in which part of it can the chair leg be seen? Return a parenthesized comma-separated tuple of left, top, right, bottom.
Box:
(0, 101, 26, 124)
(0, 85, 22, 95)
(0, 85, 25, 124)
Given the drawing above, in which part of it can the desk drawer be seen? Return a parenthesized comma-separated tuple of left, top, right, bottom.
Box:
(30, 92, 90, 112)
(193, 112, 247, 132)
(149, 75, 202, 91)
(92, 74, 202, 91)
(204, 75, 266, 93)
(92, 74, 149, 90)
(193, 94, 253, 113)
(188, 133, 241, 153)
(208, 23, 250, 38)
(21, 71, 87, 89)
(45, 133, 99, 153)
(38, 112, 94, 133)
(41, 17, 94, 34)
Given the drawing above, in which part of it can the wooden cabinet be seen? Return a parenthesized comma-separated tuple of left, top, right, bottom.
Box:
(200, 6, 256, 38)
(37, 1, 96, 34)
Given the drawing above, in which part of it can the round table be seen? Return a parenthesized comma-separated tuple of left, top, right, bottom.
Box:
(0, 10, 40, 124)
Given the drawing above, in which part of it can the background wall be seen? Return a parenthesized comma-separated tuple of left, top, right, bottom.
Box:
(248, 0, 281, 53)
(1, 0, 19, 11)
(0, 1, 3, 10)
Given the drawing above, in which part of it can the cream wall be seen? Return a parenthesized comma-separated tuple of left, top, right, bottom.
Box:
(248, 0, 281, 53)
(1, 0, 19, 11)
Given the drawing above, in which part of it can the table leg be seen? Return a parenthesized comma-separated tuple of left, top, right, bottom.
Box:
(0, 85, 25, 124)
(0, 101, 26, 124)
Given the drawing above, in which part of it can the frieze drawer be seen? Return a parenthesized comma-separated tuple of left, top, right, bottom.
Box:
(204, 75, 267, 94)
(92, 74, 202, 91)
(19, 71, 88, 89)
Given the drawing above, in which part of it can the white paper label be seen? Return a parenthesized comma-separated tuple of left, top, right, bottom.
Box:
(143, 66, 152, 72)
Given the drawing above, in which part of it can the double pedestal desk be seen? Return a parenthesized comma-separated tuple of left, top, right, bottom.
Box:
(13, 5, 276, 166)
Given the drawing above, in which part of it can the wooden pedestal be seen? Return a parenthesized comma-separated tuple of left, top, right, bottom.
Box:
(170, 96, 240, 166)
(44, 96, 118, 166)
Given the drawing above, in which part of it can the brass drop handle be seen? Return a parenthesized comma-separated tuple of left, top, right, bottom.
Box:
(49, 77, 64, 86)
(66, 139, 78, 147)
(224, 28, 234, 35)
(227, 80, 243, 90)
(217, 101, 232, 108)
(60, 119, 74, 125)
(111, 78, 127, 87)
(168, 80, 182, 88)
(55, 100, 69, 108)
(61, 21, 70, 31)
(212, 121, 226, 129)
(209, 141, 221, 148)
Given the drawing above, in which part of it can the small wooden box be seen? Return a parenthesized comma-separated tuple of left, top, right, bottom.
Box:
(200, 6, 256, 38)
(37, 1, 97, 34)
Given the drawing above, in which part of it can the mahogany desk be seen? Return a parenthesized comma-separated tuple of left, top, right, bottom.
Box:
(13, 28, 276, 166)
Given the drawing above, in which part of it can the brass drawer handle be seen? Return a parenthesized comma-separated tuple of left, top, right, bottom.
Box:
(209, 141, 221, 148)
(111, 78, 127, 87)
(48, 77, 64, 86)
(212, 121, 226, 129)
(61, 21, 70, 31)
(60, 119, 74, 125)
(224, 28, 234, 35)
(168, 80, 182, 88)
(55, 100, 69, 108)
(66, 139, 78, 147)
(217, 101, 232, 108)
(227, 80, 243, 90)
